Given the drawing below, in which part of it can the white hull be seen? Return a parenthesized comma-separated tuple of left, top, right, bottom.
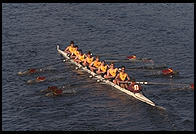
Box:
(57, 45, 156, 107)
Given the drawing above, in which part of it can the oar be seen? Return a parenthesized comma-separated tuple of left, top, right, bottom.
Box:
(94, 53, 126, 57)
(127, 58, 154, 63)
(143, 70, 180, 77)
(105, 58, 154, 63)
(126, 64, 168, 70)
(41, 85, 76, 97)
(120, 81, 194, 89)
(95, 53, 152, 61)
(138, 81, 194, 90)
(18, 59, 65, 76)
(27, 75, 68, 84)
(105, 59, 132, 63)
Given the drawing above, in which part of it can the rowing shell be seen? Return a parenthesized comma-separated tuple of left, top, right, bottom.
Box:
(57, 45, 156, 107)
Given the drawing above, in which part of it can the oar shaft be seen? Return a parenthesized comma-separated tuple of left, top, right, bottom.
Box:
(95, 54, 125, 57)
(120, 81, 190, 87)
(105, 59, 129, 62)
(136, 81, 190, 86)
(126, 64, 168, 70)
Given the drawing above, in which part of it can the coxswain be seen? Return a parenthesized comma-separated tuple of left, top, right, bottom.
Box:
(82, 51, 94, 68)
(74, 50, 85, 64)
(96, 60, 108, 77)
(70, 45, 79, 59)
(89, 56, 101, 73)
(127, 79, 142, 93)
(64, 41, 75, 56)
(104, 62, 118, 81)
(113, 66, 131, 89)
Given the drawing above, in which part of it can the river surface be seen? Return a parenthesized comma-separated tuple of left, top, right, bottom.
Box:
(2, 3, 194, 131)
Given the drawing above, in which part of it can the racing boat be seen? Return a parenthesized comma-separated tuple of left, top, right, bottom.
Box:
(57, 45, 156, 107)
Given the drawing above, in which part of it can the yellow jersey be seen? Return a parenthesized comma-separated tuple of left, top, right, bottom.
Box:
(119, 72, 128, 81)
(99, 65, 107, 73)
(79, 54, 85, 61)
(92, 61, 101, 68)
(108, 68, 118, 77)
(68, 46, 74, 53)
(86, 57, 94, 64)
(73, 49, 80, 57)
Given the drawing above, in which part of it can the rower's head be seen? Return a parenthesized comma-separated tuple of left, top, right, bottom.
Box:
(110, 62, 114, 68)
(70, 41, 74, 46)
(131, 79, 136, 84)
(87, 51, 92, 57)
(121, 66, 125, 72)
(95, 56, 99, 61)
(101, 60, 105, 65)
(79, 49, 83, 55)
(75, 45, 78, 50)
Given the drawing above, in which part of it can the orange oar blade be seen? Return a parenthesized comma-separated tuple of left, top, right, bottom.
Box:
(29, 69, 37, 73)
(190, 84, 194, 90)
(127, 55, 136, 59)
(36, 76, 46, 81)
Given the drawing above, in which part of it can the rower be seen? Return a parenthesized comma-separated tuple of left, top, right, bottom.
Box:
(127, 79, 142, 93)
(89, 56, 101, 73)
(113, 66, 131, 89)
(70, 45, 79, 59)
(104, 62, 118, 81)
(64, 41, 75, 56)
(96, 60, 108, 77)
(74, 50, 85, 64)
(82, 51, 94, 68)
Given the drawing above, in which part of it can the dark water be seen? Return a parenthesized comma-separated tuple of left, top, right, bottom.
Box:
(2, 3, 194, 131)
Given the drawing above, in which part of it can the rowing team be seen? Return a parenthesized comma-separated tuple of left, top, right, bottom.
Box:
(64, 41, 142, 93)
